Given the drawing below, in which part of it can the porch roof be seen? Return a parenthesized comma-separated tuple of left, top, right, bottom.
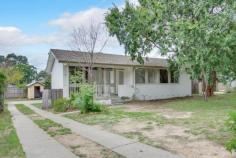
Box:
(49, 49, 168, 68)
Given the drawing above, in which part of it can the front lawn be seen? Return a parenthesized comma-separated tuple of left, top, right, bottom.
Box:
(0, 106, 25, 158)
(165, 92, 236, 144)
(65, 92, 236, 157)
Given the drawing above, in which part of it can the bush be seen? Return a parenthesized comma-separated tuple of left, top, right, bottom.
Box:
(226, 112, 236, 152)
(77, 84, 106, 113)
(69, 93, 80, 109)
(52, 98, 70, 112)
(0, 72, 6, 112)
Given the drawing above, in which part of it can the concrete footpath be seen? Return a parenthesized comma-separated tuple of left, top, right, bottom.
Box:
(21, 102, 183, 158)
(8, 104, 78, 158)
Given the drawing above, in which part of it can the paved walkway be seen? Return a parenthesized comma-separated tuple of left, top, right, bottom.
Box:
(15, 101, 183, 158)
(8, 104, 78, 158)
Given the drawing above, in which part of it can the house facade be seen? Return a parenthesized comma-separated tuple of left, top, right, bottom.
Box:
(46, 49, 192, 101)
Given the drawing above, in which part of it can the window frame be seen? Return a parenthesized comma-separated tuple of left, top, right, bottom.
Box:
(135, 68, 146, 84)
(160, 69, 169, 83)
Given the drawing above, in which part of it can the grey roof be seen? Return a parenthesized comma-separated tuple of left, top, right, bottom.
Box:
(50, 49, 168, 67)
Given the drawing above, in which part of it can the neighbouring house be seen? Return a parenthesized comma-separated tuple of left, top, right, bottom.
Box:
(45, 49, 192, 101)
(27, 81, 44, 99)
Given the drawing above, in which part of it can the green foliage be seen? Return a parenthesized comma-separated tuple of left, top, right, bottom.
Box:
(0, 72, 6, 96)
(0, 72, 6, 112)
(16, 63, 37, 84)
(0, 53, 38, 86)
(52, 98, 70, 112)
(77, 84, 105, 113)
(15, 104, 35, 115)
(105, 0, 236, 96)
(44, 75, 51, 89)
(34, 119, 72, 137)
(226, 112, 236, 152)
(0, 53, 28, 67)
(70, 70, 85, 85)
(69, 93, 80, 109)
(0, 105, 25, 158)
(0, 67, 23, 87)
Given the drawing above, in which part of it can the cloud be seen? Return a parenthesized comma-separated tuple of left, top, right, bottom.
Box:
(49, 8, 107, 31)
(0, 26, 59, 49)
(49, 7, 122, 54)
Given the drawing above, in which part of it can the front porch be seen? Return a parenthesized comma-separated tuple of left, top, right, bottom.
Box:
(68, 65, 128, 98)
(63, 63, 191, 101)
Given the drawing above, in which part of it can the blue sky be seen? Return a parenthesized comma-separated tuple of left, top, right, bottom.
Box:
(0, 0, 126, 70)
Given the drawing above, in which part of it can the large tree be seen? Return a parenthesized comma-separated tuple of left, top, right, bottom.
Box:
(0, 53, 37, 86)
(16, 64, 37, 85)
(105, 0, 236, 100)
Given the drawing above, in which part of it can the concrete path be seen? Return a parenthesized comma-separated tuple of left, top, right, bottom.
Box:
(8, 104, 78, 158)
(14, 101, 183, 158)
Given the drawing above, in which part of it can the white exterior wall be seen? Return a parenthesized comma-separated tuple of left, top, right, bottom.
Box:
(135, 73, 191, 100)
(51, 59, 64, 89)
(51, 59, 69, 98)
(118, 71, 192, 100)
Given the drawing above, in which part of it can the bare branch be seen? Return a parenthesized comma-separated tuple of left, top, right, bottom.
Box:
(69, 19, 109, 83)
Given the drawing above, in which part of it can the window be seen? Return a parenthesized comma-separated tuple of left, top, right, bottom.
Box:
(160, 69, 168, 83)
(118, 71, 124, 84)
(135, 69, 145, 84)
(170, 70, 179, 83)
(148, 70, 157, 83)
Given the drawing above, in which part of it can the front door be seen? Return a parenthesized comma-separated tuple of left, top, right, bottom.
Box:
(116, 70, 124, 94)
(34, 86, 41, 98)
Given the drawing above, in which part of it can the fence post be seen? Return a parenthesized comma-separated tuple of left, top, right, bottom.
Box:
(42, 89, 51, 109)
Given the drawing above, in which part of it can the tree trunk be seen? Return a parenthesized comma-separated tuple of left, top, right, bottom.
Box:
(201, 73, 208, 101)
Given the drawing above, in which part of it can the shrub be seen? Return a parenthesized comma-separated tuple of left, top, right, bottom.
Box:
(52, 98, 70, 112)
(226, 112, 236, 152)
(0, 72, 6, 112)
(69, 93, 80, 109)
(77, 84, 106, 113)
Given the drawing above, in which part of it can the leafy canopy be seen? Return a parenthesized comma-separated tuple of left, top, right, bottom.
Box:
(105, 0, 236, 85)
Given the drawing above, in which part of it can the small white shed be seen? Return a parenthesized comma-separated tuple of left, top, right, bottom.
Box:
(26, 82, 44, 99)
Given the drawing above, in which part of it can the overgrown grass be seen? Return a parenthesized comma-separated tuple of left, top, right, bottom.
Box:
(15, 104, 35, 115)
(164, 92, 236, 145)
(0, 105, 25, 158)
(16, 104, 71, 137)
(65, 107, 165, 129)
(65, 92, 236, 146)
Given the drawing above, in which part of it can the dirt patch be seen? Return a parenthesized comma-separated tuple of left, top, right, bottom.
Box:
(105, 118, 235, 158)
(122, 102, 193, 119)
(55, 133, 123, 158)
(155, 108, 193, 119)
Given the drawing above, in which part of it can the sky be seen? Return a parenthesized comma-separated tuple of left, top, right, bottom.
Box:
(0, 0, 160, 71)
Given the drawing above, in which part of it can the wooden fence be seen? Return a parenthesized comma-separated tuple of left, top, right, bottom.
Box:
(5, 84, 26, 99)
(42, 89, 63, 109)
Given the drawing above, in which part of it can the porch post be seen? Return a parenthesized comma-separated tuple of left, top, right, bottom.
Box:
(63, 65, 69, 98)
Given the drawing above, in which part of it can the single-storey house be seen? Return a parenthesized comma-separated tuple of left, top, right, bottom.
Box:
(45, 49, 192, 101)
(27, 81, 44, 99)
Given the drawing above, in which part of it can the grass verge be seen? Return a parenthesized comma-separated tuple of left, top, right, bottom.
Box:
(15, 104, 71, 137)
(31, 103, 42, 109)
(0, 105, 25, 158)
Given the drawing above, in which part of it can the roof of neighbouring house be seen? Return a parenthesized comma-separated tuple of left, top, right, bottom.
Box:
(46, 49, 168, 72)
(26, 81, 44, 87)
